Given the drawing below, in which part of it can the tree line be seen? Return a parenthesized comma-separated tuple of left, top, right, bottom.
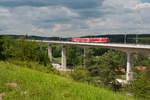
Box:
(0, 36, 50, 66)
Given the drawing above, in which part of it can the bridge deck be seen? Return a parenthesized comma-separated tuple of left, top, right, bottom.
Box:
(36, 40, 150, 52)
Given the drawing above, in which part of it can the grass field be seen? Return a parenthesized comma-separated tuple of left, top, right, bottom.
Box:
(53, 57, 61, 62)
(0, 61, 137, 100)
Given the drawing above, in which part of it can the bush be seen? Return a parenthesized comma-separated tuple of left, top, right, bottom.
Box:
(7, 59, 60, 75)
(38, 50, 51, 66)
(0, 36, 51, 66)
(0, 36, 15, 59)
(52, 45, 61, 58)
(96, 50, 126, 85)
(71, 67, 91, 83)
(66, 45, 83, 66)
(129, 70, 150, 99)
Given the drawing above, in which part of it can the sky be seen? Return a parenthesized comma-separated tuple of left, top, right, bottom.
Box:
(0, 0, 150, 37)
(141, 0, 150, 2)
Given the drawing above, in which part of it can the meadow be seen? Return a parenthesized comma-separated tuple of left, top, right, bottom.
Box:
(0, 61, 137, 100)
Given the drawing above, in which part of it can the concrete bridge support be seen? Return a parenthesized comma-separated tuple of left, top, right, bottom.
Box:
(48, 44, 53, 62)
(83, 47, 86, 68)
(40, 41, 43, 50)
(40, 45, 42, 50)
(61, 45, 66, 69)
(126, 51, 133, 82)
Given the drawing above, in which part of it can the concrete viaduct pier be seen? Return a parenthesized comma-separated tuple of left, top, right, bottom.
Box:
(48, 44, 53, 62)
(47, 44, 67, 70)
(61, 45, 66, 69)
(37, 40, 150, 82)
(126, 52, 133, 81)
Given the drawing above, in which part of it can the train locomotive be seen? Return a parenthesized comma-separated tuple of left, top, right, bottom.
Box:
(72, 38, 109, 43)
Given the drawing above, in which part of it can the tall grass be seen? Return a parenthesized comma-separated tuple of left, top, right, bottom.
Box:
(0, 61, 139, 100)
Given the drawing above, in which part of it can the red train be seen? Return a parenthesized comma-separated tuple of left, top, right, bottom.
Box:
(72, 38, 109, 43)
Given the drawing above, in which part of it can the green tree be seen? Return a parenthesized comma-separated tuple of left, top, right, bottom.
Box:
(96, 50, 126, 84)
(133, 53, 148, 66)
(0, 36, 16, 59)
(0, 36, 50, 66)
(67, 45, 82, 67)
(52, 45, 61, 58)
(130, 69, 150, 99)
(84, 48, 94, 67)
(38, 50, 50, 66)
(92, 47, 109, 56)
(13, 36, 40, 61)
(71, 67, 90, 82)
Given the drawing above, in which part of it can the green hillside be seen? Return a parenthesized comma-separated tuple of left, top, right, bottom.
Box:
(0, 62, 136, 100)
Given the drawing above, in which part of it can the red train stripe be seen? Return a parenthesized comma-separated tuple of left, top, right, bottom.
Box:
(72, 38, 109, 43)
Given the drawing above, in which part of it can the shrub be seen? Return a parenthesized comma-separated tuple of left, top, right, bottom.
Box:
(129, 70, 150, 99)
(7, 59, 60, 75)
(71, 67, 91, 83)
(0, 36, 51, 66)
(38, 50, 51, 66)
(96, 50, 126, 85)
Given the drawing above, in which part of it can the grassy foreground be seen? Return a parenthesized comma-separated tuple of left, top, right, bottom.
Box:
(0, 61, 135, 100)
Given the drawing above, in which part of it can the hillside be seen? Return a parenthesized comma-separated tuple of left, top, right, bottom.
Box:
(0, 62, 135, 100)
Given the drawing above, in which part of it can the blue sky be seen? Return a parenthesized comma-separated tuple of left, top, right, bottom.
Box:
(141, 0, 150, 2)
(0, 0, 150, 37)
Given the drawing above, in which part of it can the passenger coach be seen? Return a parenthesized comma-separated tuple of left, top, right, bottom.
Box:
(72, 38, 109, 43)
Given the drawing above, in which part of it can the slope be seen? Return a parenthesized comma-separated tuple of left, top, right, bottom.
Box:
(0, 61, 135, 100)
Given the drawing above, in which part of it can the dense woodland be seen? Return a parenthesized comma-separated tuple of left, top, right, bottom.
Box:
(0, 35, 150, 99)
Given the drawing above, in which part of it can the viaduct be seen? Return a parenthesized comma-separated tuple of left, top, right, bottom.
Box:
(36, 40, 150, 82)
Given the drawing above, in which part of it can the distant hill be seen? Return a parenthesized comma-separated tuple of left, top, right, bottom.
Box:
(1, 34, 150, 44)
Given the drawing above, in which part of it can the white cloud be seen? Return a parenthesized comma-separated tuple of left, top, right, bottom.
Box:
(0, 0, 150, 37)
(0, 8, 11, 16)
(135, 3, 150, 9)
(51, 24, 72, 33)
(11, 6, 78, 21)
(61, 7, 79, 17)
(32, 26, 46, 33)
(103, 0, 141, 9)
(84, 0, 150, 34)
(30, 24, 73, 37)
